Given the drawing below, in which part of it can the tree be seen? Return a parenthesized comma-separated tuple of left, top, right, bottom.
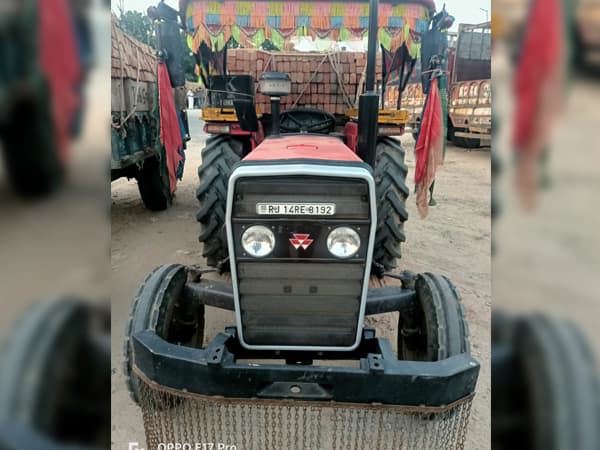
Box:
(118, 9, 197, 82)
(118, 10, 155, 48)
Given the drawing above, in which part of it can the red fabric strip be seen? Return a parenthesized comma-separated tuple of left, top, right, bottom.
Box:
(39, 0, 81, 163)
(513, 0, 564, 153)
(414, 77, 444, 218)
(158, 63, 183, 193)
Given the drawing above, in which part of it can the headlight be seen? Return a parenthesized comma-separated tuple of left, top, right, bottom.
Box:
(241, 225, 275, 257)
(327, 227, 360, 259)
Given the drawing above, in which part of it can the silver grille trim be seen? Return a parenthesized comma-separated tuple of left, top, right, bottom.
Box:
(226, 164, 377, 351)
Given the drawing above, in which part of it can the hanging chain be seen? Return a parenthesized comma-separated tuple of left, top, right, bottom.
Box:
(137, 377, 474, 450)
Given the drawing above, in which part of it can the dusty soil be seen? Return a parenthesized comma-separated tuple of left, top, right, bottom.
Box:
(110, 113, 491, 449)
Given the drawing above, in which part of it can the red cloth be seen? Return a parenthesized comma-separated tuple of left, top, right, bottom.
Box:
(39, 0, 81, 163)
(513, 0, 564, 153)
(414, 77, 444, 219)
(158, 63, 183, 193)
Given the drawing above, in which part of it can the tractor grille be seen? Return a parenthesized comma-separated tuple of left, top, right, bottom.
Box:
(230, 175, 372, 349)
(138, 375, 474, 450)
(238, 262, 363, 346)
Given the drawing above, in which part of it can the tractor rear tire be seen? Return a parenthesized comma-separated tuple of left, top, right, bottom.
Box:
(124, 265, 204, 404)
(137, 156, 171, 211)
(373, 137, 409, 271)
(196, 135, 243, 268)
(397, 273, 470, 361)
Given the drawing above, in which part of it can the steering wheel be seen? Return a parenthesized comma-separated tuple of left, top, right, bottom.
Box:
(279, 108, 337, 134)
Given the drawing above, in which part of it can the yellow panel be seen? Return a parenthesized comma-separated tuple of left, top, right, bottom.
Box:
(201, 107, 263, 122)
(345, 108, 409, 125)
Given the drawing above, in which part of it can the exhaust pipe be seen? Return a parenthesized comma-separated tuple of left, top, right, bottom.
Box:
(357, 0, 380, 168)
(259, 72, 291, 137)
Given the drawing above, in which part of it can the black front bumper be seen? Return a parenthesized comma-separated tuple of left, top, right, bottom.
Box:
(131, 279, 479, 407)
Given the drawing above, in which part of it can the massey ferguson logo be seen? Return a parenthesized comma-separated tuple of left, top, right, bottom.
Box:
(290, 233, 313, 250)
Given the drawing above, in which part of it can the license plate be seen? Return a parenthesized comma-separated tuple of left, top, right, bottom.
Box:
(256, 203, 336, 216)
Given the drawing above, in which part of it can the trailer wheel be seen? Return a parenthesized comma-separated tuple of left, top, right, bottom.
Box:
(1, 88, 64, 197)
(124, 265, 205, 404)
(516, 315, 600, 450)
(137, 156, 171, 211)
(373, 137, 409, 271)
(196, 135, 243, 268)
(397, 273, 470, 361)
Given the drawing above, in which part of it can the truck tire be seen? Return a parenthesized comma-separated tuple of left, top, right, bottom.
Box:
(1, 91, 64, 197)
(373, 137, 409, 271)
(137, 156, 171, 211)
(397, 273, 470, 361)
(516, 315, 600, 450)
(124, 265, 204, 404)
(451, 128, 480, 149)
(196, 135, 243, 268)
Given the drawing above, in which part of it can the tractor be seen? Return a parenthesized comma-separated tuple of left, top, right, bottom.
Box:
(124, 1, 479, 448)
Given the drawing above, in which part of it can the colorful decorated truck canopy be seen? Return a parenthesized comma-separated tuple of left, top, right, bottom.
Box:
(180, 0, 436, 58)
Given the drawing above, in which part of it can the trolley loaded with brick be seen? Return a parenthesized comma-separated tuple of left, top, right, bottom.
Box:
(111, 13, 190, 211)
(124, 1, 479, 448)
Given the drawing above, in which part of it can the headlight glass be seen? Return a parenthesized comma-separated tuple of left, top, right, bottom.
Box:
(241, 225, 275, 257)
(327, 227, 360, 259)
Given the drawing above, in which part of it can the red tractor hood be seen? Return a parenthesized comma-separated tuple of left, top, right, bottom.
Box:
(243, 135, 362, 163)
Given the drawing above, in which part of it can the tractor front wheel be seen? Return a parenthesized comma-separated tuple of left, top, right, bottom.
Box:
(397, 273, 470, 361)
(124, 264, 204, 403)
(517, 315, 600, 450)
(196, 135, 243, 268)
(373, 137, 409, 271)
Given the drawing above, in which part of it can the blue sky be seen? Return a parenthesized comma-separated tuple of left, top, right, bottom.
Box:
(115, 0, 491, 31)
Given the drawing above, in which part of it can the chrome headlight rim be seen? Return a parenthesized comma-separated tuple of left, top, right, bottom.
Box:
(326, 226, 361, 259)
(241, 225, 276, 258)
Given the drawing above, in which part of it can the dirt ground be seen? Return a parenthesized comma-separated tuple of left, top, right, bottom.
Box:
(493, 45, 600, 351)
(110, 114, 491, 449)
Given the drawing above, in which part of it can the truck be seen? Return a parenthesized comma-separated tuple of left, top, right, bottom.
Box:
(495, 0, 600, 71)
(124, 1, 479, 448)
(404, 22, 491, 148)
(111, 14, 188, 211)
